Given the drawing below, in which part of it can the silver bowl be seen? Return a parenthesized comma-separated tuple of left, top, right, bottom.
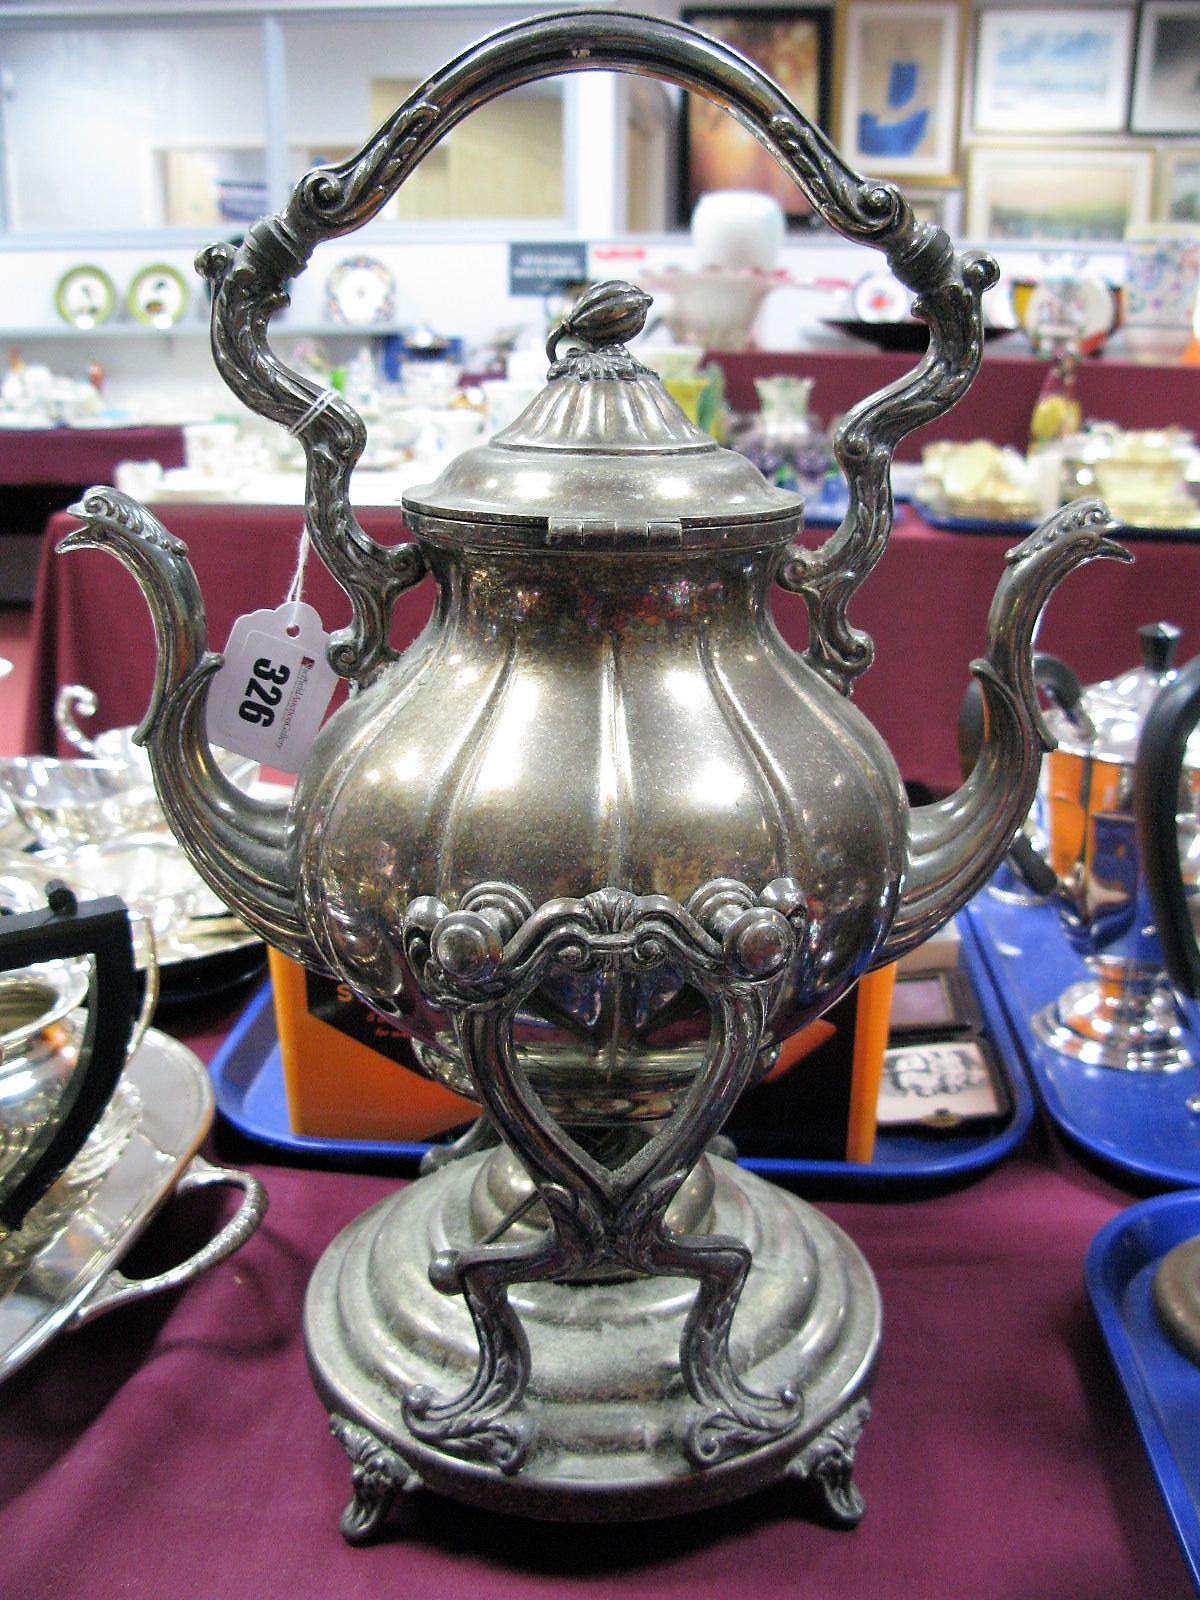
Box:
(0, 756, 164, 849)
(0, 748, 259, 849)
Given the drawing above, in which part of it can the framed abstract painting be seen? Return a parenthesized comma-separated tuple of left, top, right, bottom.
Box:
(834, 0, 967, 183)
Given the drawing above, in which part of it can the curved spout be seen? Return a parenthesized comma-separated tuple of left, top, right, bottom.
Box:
(58, 488, 322, 968)
(876, 499, 1131, 966)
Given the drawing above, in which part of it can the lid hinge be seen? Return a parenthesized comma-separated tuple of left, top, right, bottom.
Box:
(547, 517, 684, 548)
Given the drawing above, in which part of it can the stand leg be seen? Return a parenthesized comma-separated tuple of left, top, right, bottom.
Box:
(785, 1398, 872, 1527)
(330, 1413, 422, 1544)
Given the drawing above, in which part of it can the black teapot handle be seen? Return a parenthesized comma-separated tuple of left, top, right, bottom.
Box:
(1136, 656, 1200, 999)
(0, 890, 137, 1232)
(199, 8, 996, 695)
(955, 653, 1092, 899)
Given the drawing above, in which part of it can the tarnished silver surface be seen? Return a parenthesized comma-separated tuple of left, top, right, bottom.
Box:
(60, 477, 1123, 1122)
(0, 1031, 265, 1381)
(307, 1152, 879, 1531)
(57, 8, 1131, 1535)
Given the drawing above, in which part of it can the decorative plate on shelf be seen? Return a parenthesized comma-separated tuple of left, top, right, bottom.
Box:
(54, 264, 117, 330)
(326, 255, 395, 326)
(126, 263, 190, 328)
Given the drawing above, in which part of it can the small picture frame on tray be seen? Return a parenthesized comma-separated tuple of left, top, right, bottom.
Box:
(876, 1037, 1007, 1128)
(889, 968, 981, 1039)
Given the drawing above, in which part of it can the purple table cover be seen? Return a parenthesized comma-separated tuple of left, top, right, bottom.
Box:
(0, 997, 1191, 1600)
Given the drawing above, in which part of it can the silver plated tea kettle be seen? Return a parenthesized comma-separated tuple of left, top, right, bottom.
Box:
(59, 8, 1124, 1541)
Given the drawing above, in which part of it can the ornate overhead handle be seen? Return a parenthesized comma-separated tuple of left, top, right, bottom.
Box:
(202, 8, 995, 690)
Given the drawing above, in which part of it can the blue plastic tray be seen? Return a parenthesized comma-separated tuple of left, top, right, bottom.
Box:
(964, 892, 1200, 1189)
(1087, 1191, 1200, 1592)
(913, 495, 1200, 542)
(207, 911, 1035, 1191)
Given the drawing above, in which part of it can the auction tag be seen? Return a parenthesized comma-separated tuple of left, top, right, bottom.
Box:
(206, 602, 338, 774)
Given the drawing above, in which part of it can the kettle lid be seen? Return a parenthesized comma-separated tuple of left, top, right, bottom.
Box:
(402, 281, 801, 548)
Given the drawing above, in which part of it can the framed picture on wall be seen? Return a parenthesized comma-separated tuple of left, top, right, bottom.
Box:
(1132, 3, 1200, 135)
(680, 7, 832, 228)
(1157, 146, 1200, 225)
(966, 144, 1153, 242)
(834, 0, 967, 183)
(972, 8, 1135, 134)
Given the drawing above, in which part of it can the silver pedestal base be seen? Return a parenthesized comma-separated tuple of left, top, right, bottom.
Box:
(305, 1153, 880, 1539)
(1033, 956, 1193, 1073)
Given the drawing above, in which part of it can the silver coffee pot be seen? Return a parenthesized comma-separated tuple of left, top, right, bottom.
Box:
(59, 9, 1124, 1541)
(1030, 623, 1198, 1071)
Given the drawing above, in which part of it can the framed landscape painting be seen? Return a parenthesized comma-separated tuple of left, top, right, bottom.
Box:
(835, 0, 967, 182)
(1132, 2, 1200, 134)
(973, 7, 1135, 134)
(966, 145, 1153, 242)
(680, 7, 832, 226)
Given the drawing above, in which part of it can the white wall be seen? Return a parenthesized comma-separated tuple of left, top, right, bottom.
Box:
(2, 22, 268, 229)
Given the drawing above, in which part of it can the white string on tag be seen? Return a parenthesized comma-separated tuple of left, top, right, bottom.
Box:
(287, 385, 339, 439)
(284, 526, 312, 612)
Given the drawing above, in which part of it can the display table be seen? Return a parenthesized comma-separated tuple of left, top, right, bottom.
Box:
(23, 501, 1200, 795)
(0, 987, 1190, 1600)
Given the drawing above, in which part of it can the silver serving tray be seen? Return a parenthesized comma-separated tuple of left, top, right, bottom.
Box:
(0, 1029, 265, 1381)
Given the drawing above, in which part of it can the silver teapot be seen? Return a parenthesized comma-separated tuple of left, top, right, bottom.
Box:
(59, 9, 1123, 1541)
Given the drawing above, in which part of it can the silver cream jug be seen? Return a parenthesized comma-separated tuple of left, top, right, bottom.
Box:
(60, 9, 1125, 1540)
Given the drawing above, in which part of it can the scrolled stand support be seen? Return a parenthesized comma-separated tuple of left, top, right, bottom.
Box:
(398, 876, 811, 1473)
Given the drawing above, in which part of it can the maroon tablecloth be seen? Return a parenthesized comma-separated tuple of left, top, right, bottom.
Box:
(0, 426, 185, 487)
(23, 501, 1200, 795)
(0, 1009, 1189, 1600)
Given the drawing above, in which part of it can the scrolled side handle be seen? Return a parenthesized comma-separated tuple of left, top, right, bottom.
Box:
(69, 1155, 267, 1325)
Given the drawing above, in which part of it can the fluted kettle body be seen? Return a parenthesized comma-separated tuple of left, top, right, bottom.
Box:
(294, 526, 906, 1118)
